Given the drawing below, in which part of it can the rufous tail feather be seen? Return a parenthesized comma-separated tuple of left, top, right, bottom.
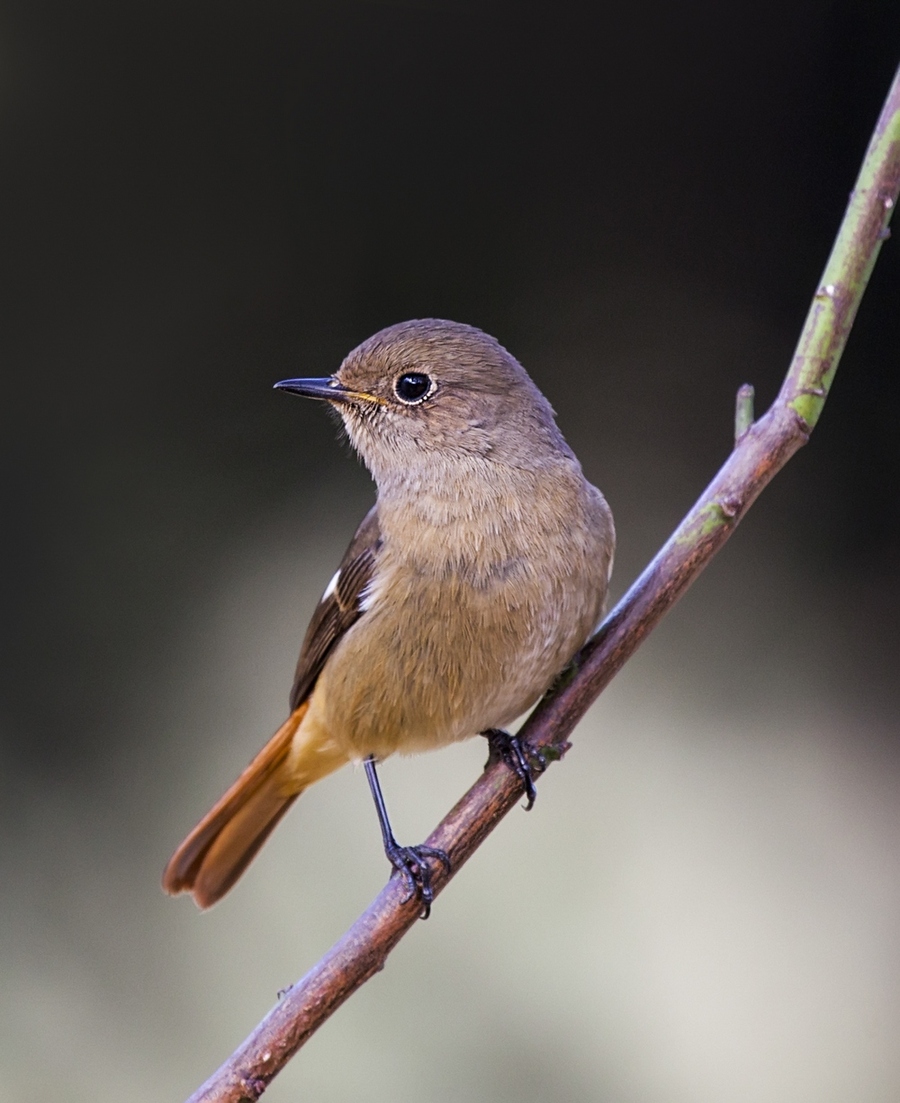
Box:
(162, 701, 339, 908)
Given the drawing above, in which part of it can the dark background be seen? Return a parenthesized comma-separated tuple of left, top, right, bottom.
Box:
(2, 4, 899, 1101)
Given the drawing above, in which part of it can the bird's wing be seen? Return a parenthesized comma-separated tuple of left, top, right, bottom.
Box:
(289, 505, 382, 710)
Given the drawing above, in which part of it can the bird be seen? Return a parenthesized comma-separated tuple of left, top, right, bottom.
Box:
(162, 318, 615, 913)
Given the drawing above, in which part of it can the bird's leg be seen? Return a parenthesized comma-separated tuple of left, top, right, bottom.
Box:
(363, 756, 450, 919)
(482, 728, 546, 810)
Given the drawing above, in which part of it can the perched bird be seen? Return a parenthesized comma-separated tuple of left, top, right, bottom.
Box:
(163, 319, 615, 912)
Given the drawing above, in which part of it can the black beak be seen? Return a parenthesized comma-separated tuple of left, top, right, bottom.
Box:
(273, 377, 354, 403)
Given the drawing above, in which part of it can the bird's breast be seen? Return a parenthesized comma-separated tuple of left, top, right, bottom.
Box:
(315, 477, 613, 761)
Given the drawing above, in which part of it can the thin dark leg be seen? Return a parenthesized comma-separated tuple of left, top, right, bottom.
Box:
(482, 728, 546, 810)
(363, 757, 450, 919)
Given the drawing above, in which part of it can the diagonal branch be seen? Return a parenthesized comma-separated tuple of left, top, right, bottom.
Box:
(185, 63, 900, 1103)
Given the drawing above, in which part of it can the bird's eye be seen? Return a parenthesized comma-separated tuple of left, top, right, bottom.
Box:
(393, 372, 433, 404)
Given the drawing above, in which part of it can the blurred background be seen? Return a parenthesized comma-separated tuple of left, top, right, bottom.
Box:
(2, 2, 899, 1100)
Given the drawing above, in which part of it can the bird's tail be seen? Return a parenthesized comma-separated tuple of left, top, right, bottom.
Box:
(162, 701, 345, 908)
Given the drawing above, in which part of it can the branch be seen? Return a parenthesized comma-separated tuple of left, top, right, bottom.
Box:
(185, 64, 900, 1103)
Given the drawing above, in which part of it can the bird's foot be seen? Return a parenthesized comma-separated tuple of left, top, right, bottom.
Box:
(482, 728, 545, 810)
(384, 841, 451, 919)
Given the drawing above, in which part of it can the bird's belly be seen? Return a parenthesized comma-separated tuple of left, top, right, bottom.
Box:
(315, 564, 600, 761)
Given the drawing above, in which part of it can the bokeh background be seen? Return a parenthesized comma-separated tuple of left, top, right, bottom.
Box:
(2, 3, 899, 1101)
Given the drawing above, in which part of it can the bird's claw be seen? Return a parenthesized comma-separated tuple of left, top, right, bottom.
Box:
(483, 728, 545, 810)
(385, 843, 451, 919)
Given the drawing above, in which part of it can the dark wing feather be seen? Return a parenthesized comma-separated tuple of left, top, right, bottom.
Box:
(289, 506, 382, 710)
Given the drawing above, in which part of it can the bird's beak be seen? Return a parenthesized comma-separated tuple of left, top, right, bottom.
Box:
(274, 377, 352, 403)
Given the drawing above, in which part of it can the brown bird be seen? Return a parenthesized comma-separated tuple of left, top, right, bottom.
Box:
(162, 319, 615, 912)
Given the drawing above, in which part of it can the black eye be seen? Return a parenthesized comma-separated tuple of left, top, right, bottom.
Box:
(394, 372, 433, 404)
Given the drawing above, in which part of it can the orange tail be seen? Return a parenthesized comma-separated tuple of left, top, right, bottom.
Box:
(163, 702, 315, 909)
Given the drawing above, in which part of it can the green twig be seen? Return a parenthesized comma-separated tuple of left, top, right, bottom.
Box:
(735, 383, 755, 442)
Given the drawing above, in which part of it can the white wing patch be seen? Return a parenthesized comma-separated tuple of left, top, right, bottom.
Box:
(359, 577, 379, 612)
(322, 569, 340, 601)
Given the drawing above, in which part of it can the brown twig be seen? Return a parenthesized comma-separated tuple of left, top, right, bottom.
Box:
(185, 64, 900, 1103)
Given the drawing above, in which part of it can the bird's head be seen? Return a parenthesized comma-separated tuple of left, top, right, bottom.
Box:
(275, 319, 572, 487)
